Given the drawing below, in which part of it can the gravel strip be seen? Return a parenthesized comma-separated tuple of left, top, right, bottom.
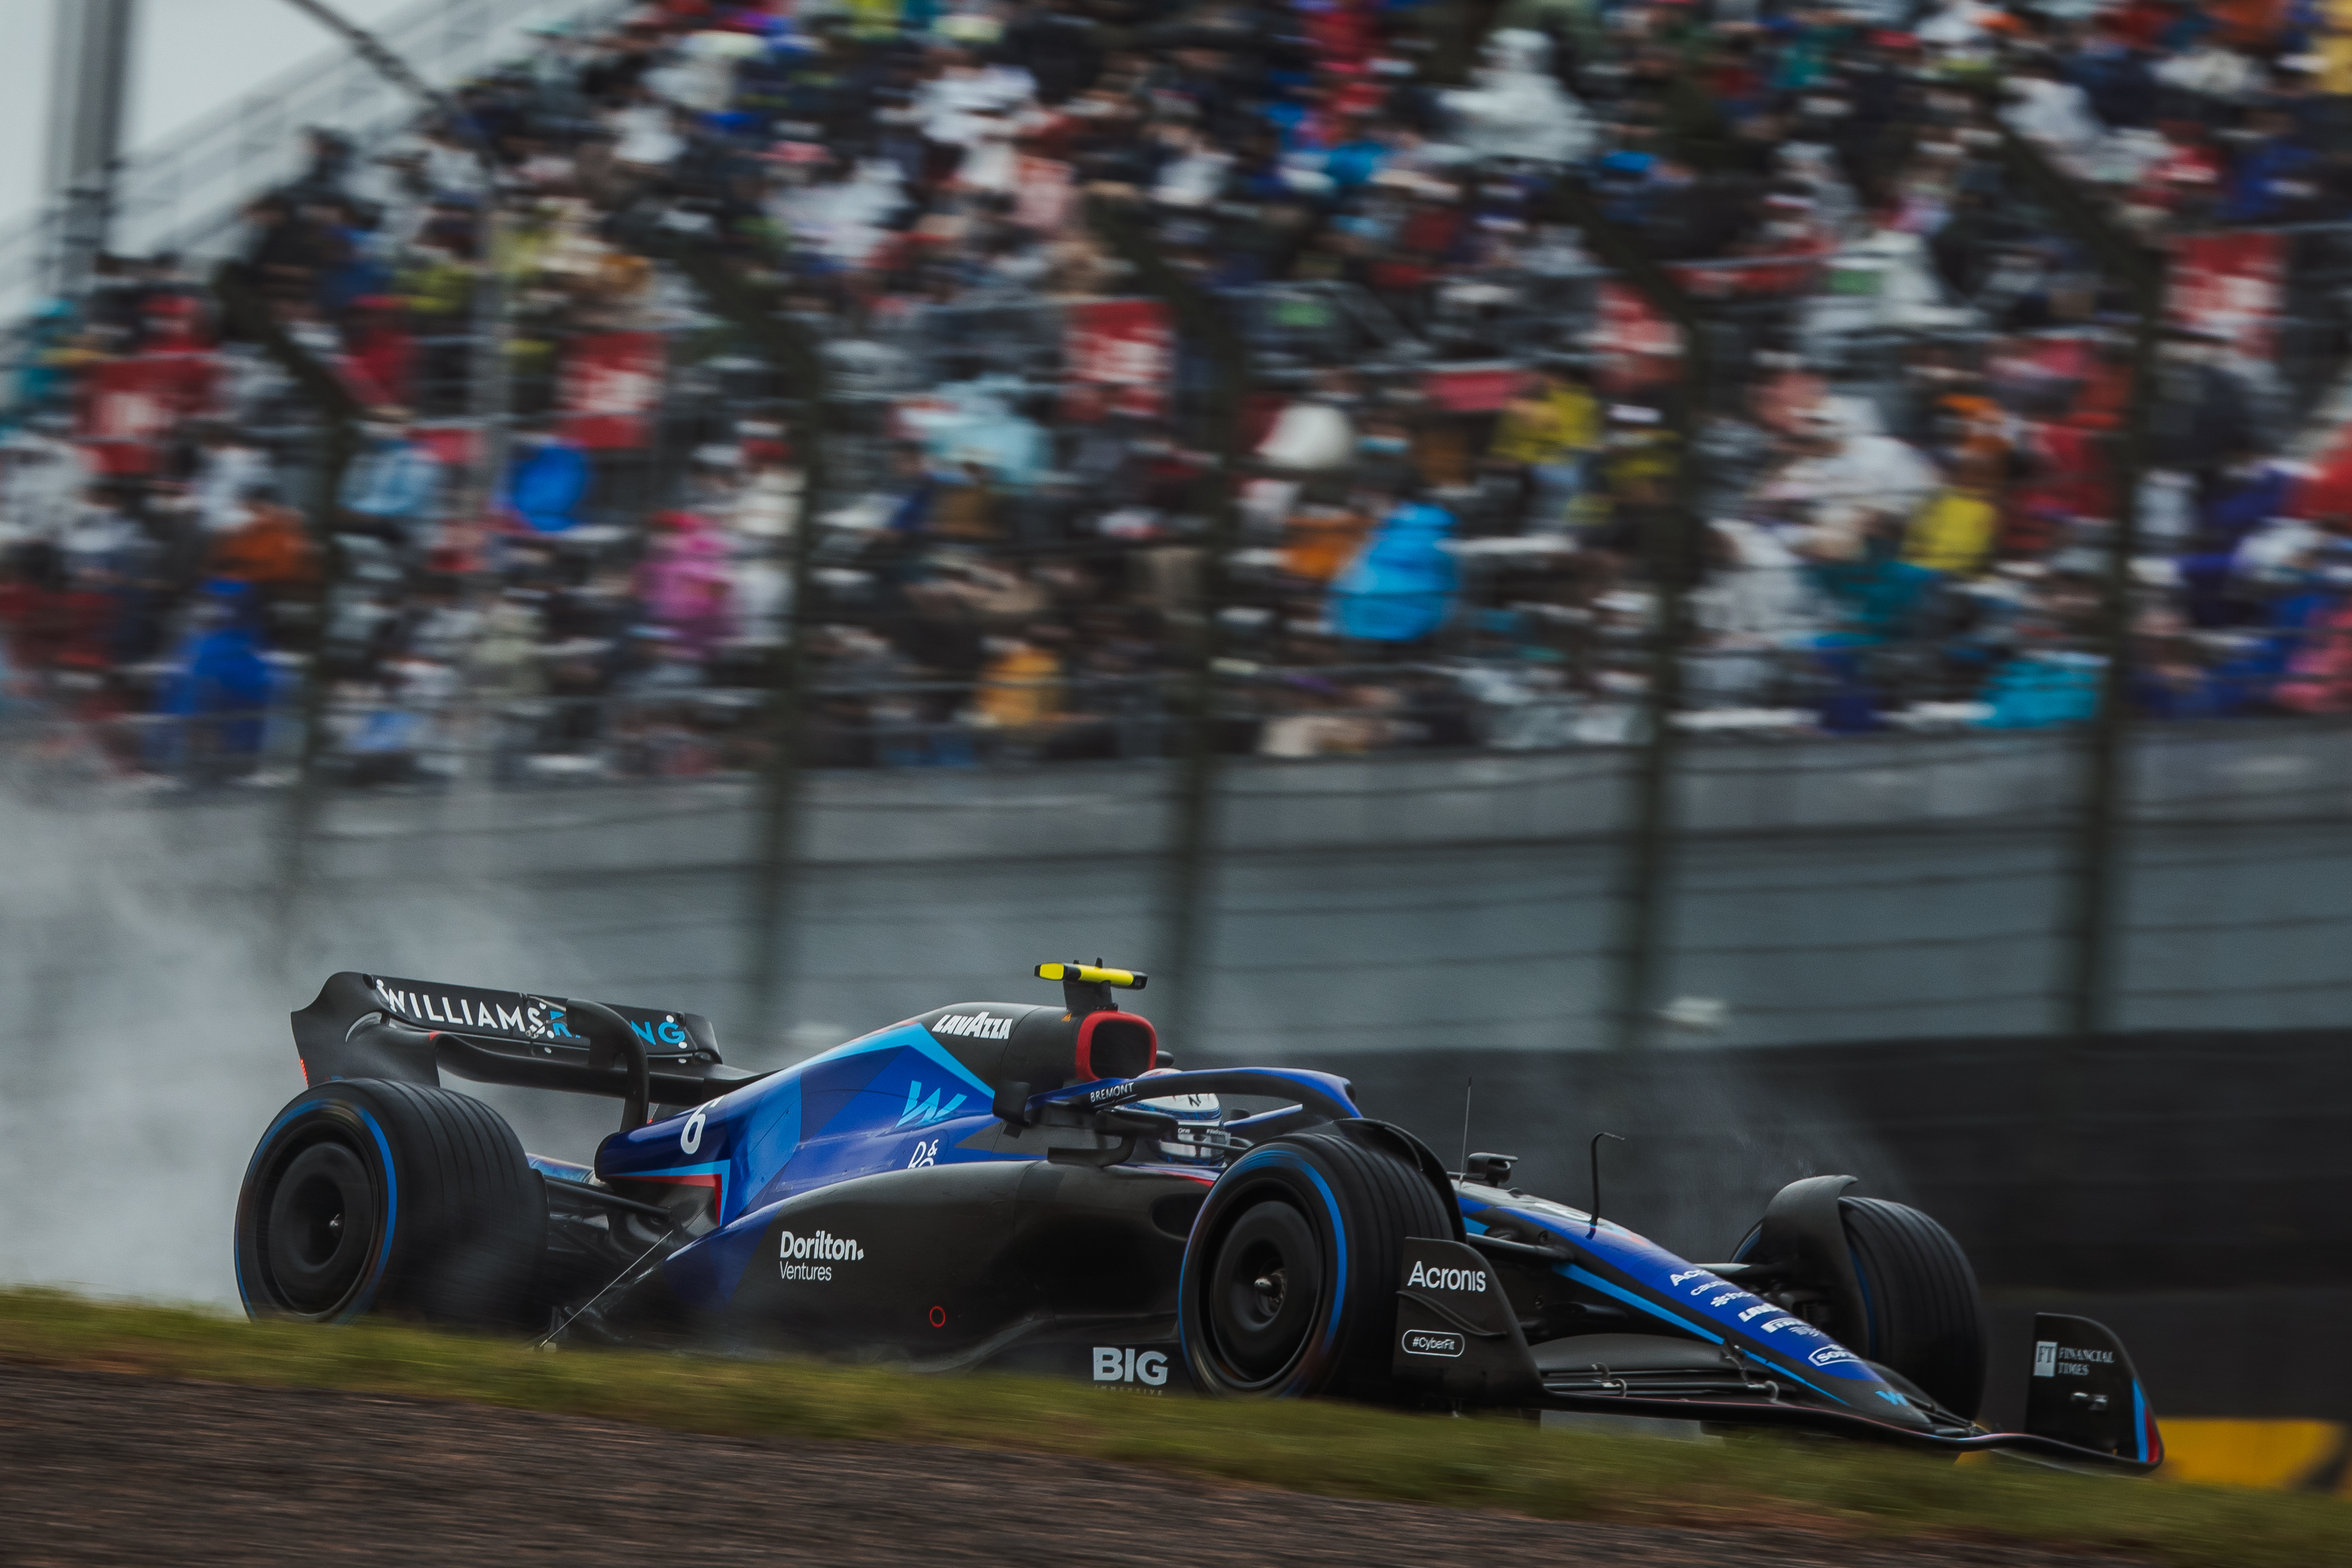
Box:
(0, 1366, 2154, 1566)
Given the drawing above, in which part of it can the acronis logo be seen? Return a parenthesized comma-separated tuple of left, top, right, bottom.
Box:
(896, 1080, 969, 1129)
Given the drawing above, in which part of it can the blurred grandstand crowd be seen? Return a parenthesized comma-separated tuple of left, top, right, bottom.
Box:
(7, 0, 2352, 782)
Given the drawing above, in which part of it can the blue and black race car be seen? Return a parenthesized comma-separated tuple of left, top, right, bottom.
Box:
(237, 962, 2160, 1469)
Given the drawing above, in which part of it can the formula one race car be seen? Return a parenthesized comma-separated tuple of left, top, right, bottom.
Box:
(237, 964, 2160, 1469)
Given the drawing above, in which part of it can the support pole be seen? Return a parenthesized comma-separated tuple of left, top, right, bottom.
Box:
(269, 0, 513, 784)
(1088, 196, 1248, 1052)
(1998, 130, 2166, 1039)
(661, 242, 826, 1050)
(1992, 129, 2165, 1287)
(213, 263, 365, 972)
(1551, 182, 1710, 1053)
(2061, 305, 2160, 1036)
(43, 0, 138, 297)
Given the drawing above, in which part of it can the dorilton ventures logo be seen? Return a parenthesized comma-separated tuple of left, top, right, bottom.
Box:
(778, 1228, 864, 1282)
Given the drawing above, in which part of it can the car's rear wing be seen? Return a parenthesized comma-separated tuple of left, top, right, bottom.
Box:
(292, 971, 768, 1109)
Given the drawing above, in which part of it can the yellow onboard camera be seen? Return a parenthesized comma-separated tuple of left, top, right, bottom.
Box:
(1036, 962, 1147, 1015)
(1034, 962, 1146, 989)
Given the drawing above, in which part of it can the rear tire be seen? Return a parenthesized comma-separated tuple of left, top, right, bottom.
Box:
(235, 1079, 545, 1328)
(1840, 1196, 1985, 1420)
(1179, 1126, 1453, 1403)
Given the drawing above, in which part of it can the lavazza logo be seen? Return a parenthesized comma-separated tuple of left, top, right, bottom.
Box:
(932, 1011, 1013, 1041)
(1405, 1260, 1489, 1294)
(778, 1228, 864, 1282)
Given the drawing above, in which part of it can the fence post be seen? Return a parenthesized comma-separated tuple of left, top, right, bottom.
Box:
(1997, 131, 2166, 1039)
(1985, 132, 2166, 1287)
(213, 262, 366, 971)
(1549, 182, 1710, 1054)
(660, 241, 827, 1050)
(2065, 292, 2163, 1039)
(465, 210, 513, 566)
(1088, 196, 1247, 1051)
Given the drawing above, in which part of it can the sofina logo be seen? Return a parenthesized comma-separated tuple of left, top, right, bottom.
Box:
(1808, 1345, 1859, 1368)
(897, 1080, 970, 1129)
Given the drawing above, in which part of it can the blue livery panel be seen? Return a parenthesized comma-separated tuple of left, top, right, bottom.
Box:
(597, 1023, 1030, 1310)
(1462, 1189, 1927, 1426)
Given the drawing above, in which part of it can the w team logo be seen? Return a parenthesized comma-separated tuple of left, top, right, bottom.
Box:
(897, 1080, 969, 1129)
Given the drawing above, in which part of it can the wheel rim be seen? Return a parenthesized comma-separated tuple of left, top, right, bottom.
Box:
(1204, 1197, 1321, 1387)
(261, 1139, 379, 1315)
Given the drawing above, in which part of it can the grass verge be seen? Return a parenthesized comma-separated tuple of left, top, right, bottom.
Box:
(1, 1287, 2343, 1567)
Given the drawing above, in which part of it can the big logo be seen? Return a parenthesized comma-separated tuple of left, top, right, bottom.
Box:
(1092, 1347, 1169, 1386)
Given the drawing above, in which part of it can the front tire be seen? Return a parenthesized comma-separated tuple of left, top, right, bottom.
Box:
(1179, 1126, 1453, 1402)
(235, 1079, 545, 1327)
(1841, 1196, 1985, 1420)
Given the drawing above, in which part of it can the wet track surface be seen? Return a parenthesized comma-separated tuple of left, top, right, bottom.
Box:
(0, 1367, 2156, 1567)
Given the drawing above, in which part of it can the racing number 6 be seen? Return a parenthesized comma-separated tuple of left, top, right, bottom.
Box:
(681, 1107, 707, 1154)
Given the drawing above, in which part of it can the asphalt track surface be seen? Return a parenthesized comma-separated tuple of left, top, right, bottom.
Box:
(0, 1367, 2157, 1568)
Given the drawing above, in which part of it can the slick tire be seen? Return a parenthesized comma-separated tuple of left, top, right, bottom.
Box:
(1179, 1126, 1453, 1403)
(235, 1079, 545, 1328)
(1840, 1197, 1986, 1420)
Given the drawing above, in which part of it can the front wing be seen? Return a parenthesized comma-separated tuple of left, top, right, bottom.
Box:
(1392, 1233, 2161, 1472)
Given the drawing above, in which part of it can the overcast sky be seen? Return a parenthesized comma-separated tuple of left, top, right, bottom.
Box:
(0, 0, 430, 232)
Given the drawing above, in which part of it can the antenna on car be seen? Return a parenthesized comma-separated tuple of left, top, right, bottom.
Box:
(1458, 1077, 1473, 1176)
(1588, 1131, 1626, 1237)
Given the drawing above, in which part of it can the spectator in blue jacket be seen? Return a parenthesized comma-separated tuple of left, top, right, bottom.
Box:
(1330, 493, 1460, 643)
(338, 414, 444, 547)
(153, 580, 275, 777)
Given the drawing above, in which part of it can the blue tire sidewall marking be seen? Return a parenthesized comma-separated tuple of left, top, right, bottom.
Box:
(237, 1093, 400, 1322)
(1848, 1242, 1878, 1361)
(1188, 1146, 1348, 1395)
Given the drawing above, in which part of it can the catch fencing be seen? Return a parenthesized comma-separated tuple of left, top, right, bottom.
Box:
(10, 156, 2352, 1066)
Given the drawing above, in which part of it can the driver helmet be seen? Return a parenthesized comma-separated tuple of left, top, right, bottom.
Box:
(1135, 1067, 1222, 1164)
